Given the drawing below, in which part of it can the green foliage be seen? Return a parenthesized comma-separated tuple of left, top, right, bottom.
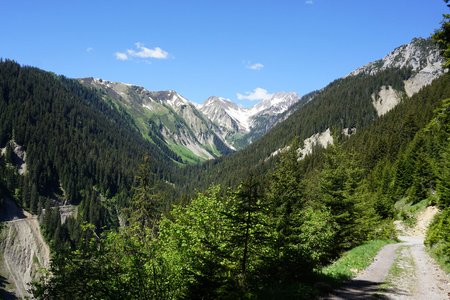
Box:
(9, 23, 450, 298)
(157, 186, 231, 298)
(425, 208, 450, 272)
(0, 59, 177, 210)
(183, 67, 414, 192)
(433, 1, 450, 68)
(127, 156, 162, 235)
(33, 163, 176, 299)
(33, 223, 174, 300)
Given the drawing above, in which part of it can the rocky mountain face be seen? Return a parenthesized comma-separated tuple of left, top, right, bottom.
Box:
(79, 78, 233, 163)
(198, 92, 302, 147)
(301, 38, 444, 155)
(350, 37, 444, 97)
(80, 38, 443, 163)
(264, 38, 445, 164)
(197, 38, 443, 156)
(0, 198, 50, 299)
(80, 78, 302, 161)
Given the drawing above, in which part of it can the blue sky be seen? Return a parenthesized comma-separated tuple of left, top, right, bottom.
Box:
(1, 1, 447, 107)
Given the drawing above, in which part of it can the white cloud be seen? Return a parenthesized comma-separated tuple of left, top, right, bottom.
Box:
(305, 0, 314, 4)
(127, 42, 169, 59)
(237, 88, 273, 101)
(86, 47, 94, 53)
(115, 42, 169, 61)
(115, 52, 129, 61)
(247, 63, 264, 71)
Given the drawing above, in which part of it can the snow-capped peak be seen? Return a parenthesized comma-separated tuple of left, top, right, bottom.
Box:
(252, 92, 300, 115)
(199, 92, 300, 134)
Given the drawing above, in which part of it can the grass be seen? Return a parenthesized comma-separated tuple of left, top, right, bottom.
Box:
(320, 239, 394, 284)
(394, 197, 429, 227)
(379, 246, 415, 294)
(427, 246, 450, 274)
(168, 143, 205, 165)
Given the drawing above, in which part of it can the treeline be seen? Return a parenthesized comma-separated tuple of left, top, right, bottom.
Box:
(0, 60, 182, 249)
(31, 71, 450, 299)
(32, 137, 396, 299)
(180, 66, 414, 192)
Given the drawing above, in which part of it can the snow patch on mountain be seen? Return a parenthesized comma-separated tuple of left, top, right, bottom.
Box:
(252, 92, 299, 116)
(200, 92, 300, 135)
(371, 86, 403, 116)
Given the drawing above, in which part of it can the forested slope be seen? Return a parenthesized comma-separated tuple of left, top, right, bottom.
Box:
(29, 67, 450, 299)
(0, 60, 182, 247)
(181, 67, 417, 191)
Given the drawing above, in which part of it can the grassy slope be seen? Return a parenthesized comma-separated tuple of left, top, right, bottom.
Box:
(320, 240, 394, 284)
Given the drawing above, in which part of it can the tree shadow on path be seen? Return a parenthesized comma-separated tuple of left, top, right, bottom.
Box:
(321, 279, 410, 299)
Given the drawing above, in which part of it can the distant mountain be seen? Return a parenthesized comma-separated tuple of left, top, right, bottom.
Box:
(349, 37, 444, 97)
(79, 78, 233, 163)
(199, 92, 302, 148)
(186, 37, 446, 189)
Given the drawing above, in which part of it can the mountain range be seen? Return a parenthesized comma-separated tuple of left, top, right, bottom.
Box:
(78, 37, 443, 165)
(0, 35, 448, 299)
(185, 37, 446, 189)
(78, 78, 301, 163)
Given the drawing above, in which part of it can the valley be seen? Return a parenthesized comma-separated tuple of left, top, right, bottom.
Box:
(1, 2, 450, 298)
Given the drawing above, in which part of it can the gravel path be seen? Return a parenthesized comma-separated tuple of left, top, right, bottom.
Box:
(324, 207, 450, 299)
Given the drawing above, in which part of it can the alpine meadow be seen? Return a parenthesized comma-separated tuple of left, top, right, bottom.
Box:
(1, 1, 450, 299)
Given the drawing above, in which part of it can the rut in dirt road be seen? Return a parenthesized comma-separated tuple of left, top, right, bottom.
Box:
(323, 207, 450, 299)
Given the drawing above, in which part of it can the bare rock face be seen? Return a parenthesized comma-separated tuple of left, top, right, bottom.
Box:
(0, 198, 50, 299)
(371, 85, 403, 116)
(349, 38, 444, 78)
(350, 37, 445, 99)
(79, 78, 233, 162)
(297, 128, 334, 159)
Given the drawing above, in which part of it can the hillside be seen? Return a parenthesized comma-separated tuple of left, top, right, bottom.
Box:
(79, 78, 302, 163)
(0, 198, 50, 299)
(1, 35, 449, 299)
(182, 37, 445, 190)
(198, 92, 303, 148)
(0, 60, 180, 205)
(79, 78, 233, 163)
(29, 71, 450, 299)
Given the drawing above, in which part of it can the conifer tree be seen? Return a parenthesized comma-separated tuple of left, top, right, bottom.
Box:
(227, 176, 267, 292)
(128, 155, 161, 238)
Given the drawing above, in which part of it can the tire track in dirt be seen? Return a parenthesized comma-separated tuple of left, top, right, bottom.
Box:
(323, 206, 450, 299)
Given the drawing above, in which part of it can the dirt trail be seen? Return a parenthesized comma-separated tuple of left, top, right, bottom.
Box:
(324, 206, 450, 299)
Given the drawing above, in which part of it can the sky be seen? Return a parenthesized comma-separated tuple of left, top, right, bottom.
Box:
(0, 1, 448, 107)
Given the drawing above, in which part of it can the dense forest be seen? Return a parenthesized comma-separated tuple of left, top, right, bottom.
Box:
(24, 67, 450, 298)
(0, 61, 182, 247)
(181, 65, 415, 191)
(25, 67, 450, 298)
(0, 4, 449, 299)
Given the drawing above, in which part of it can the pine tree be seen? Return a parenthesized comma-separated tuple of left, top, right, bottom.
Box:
(128, 155, 161, 238)
(438, 142, 450, 207)
(227, 176, 267, 292)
